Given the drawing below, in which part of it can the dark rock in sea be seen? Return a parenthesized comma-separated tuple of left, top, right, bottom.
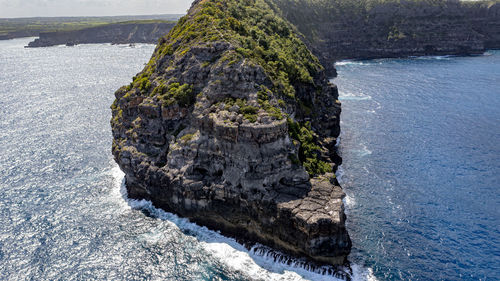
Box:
(26, 21, 176, 48)
(111, 0, 351, 266)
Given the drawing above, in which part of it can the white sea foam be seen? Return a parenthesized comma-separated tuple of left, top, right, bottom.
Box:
(108, 163, 378, 281)
(335, 61, 370, 66)
(336, 166, 345, 184)
(358, 144, 373, 157)
(349, 144, 372, 157)
(415, 55, 453, 60)
(351, 264, 378, 281)
(339, 92, 372, 101)
(337, 166, 355, 214)
(108, 164, 130, 211)
(344, 194, 355, 210)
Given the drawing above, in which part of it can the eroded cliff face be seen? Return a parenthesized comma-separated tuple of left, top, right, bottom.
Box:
(111, 0, 350, 266)
(270, 0, 500, 75)
(27, 22, 176, 47)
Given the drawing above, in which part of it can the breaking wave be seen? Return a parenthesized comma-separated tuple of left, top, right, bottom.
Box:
(335, 61, 376, 66)
(339, 92, 372, 101)
(110, 164, 377, 281)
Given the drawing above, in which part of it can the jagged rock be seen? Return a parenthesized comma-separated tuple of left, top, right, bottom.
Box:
(111, 0, 350, 266)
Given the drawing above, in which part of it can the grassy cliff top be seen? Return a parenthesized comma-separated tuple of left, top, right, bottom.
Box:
(0, 15, 181, 37)
(270, 0, 500, 27)
(137, 0, 323, 100)
(114, 0, 338, 177)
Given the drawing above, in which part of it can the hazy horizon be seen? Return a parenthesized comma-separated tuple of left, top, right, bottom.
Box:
(0, 0, 194, 18)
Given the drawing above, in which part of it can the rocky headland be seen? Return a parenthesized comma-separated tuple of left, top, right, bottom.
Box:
(111, 0, 351, 268)
(110, 0, 500, 273)
(271, 0, 500, 75)
(26, 21, 176, 47)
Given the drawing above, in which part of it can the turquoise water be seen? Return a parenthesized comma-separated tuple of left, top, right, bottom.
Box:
(333, 53, 500, 280)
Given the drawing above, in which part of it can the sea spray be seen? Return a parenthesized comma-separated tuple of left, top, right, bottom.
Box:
(110, 163, 377, 281)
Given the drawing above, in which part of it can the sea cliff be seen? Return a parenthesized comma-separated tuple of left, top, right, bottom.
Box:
(26, 21, 176, 47)
(111, 0, 351, 268)
(110, 0, 500, 271)
(271, 0, 500, 75)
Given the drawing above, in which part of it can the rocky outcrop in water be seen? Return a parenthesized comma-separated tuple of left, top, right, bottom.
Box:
(26, 21, 176, 47)
(111, 0, 350, 267)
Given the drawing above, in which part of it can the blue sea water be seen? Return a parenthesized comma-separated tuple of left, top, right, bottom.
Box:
(333, 53, 500, 280)
(0, 36, 498, 281)
(0, 37, 372, 281)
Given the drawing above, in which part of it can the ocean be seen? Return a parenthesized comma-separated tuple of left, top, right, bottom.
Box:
(0, 37, 498, 280)
(334, 53, 500, 280)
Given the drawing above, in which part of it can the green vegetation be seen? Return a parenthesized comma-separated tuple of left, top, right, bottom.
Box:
(257, 85, 284, 120)
(153, 0, 322, 100)
(240, 105, 259, 123)
(215, 98, 259, 123)
(387, 25, 406, 41)
(270, 0, 500, 53)
(215, 94, 283, 123)
(115, 20, 175, 25)
(138, 77, 152, 93)
(0, 19, 107, 37)
(288, 118, 332, 177)
(114, 0, 335, 177)
(153, 82, 195, 107)
(180, 133, 196, 143)
(220, 97, 247, 109)
(0, 15, 180, 38)
(157, 0, 328, 175)
(118, 0, 323, 114)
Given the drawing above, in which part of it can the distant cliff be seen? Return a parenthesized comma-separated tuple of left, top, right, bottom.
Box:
(0, 15, 182, 41)
(0, 31, 36, 40)
(26, 21, 176, 47)
(269, 0, 500, 75)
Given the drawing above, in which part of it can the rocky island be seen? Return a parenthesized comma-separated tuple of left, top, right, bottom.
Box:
(26, 21, 176, 47)
(111, 0, 500, 273)
(111, 0, 351, 268)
